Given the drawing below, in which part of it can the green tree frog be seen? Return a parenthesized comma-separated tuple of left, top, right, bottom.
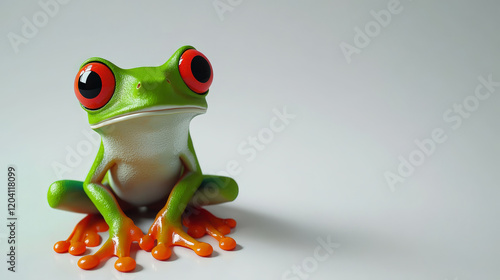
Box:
(47, 45, 239, 272)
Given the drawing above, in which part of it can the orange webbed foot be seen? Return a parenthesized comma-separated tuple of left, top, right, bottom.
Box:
(53, 214, 108, 256)
(76, 217, 143, 272)
(182, 207, 237, 251)
(139, 213, 214, 261)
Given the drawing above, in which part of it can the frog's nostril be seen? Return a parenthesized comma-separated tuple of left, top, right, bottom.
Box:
(136, 83, 141, 89)
(166, 79, 171, 84)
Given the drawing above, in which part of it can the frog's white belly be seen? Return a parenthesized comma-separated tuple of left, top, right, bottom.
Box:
(97, 112, 196, 206)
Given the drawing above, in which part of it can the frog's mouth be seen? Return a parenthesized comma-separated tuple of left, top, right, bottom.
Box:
(90, 105, 207, 129)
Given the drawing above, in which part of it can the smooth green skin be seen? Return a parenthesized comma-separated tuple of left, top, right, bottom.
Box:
(47, 45, 238, 254)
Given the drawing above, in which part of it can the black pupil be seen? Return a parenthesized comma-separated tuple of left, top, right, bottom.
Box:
(191, 56, 211, 83)
(78, 71, 102, 99)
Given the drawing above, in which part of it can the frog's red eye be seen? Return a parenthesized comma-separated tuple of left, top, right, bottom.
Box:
(179, 49, 213, 94)
(74, 62, 115, 110)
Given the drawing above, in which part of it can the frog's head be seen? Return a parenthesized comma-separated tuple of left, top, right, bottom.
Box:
(74, 45, 212, 129)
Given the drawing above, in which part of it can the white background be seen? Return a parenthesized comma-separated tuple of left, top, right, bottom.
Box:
(1, 0, 500, 279)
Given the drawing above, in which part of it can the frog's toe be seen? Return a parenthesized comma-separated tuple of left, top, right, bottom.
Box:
(139, 234, 155, 251)
(69, 241, 86, 255)
(53, 240, 70, 253)
(219, 237, 236, 251)
(216, 224, 231, 235)
(224, 218, 237, 228)
(78, 255, 100, 270)
(152, 243, 172, 261)
(187, 225, 205, 238)
(194, 242, 213, 257)
(84, 232, 101, 247)
(115, 257, 136, 272)
(94, 220, 109, 232)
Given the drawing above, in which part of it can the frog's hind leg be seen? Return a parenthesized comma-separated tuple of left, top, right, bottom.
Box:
(189, 175, 238, 207)
(48, 180, 99, 213)
(182, 175, 239, 251)
(48, 180, 108, 255)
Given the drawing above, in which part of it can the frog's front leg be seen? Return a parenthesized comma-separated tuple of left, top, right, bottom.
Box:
(76, 146, 144, 272)
(140, 158, 212, 260)
(78, 181, 144, 272)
